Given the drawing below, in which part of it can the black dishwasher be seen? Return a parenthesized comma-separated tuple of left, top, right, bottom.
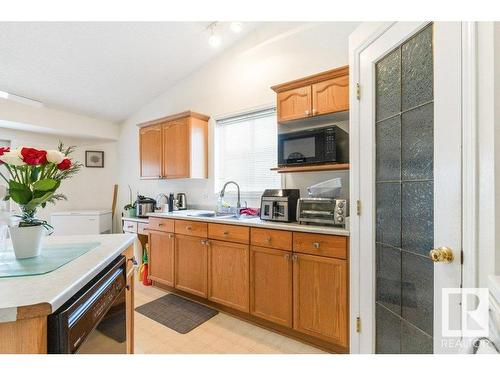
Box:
(48, 256, 127, 354)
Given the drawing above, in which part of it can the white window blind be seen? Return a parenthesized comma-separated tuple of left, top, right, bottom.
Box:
(215, 108, 281, 195)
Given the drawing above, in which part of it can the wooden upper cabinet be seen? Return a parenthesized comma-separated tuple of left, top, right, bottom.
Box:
(277, 87, 312, 122)
(312, 75, 349, 115)
(163, 118, 189, 179)
(272, 65, 349, 124)
(293, 253, 348, 348)
(138, 111, 209, 179)
(139, 125, 162, 178)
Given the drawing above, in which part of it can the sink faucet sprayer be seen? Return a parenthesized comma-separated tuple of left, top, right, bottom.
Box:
(219, 181, 241, 218)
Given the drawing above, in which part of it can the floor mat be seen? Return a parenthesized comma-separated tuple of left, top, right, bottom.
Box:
(135, 293, 218, 334)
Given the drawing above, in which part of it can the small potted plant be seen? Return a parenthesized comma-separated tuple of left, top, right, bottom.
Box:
(0, 142, 82, 258)
(124, 185, 137, 218)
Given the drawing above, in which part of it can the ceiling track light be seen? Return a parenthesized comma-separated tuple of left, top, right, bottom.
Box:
(207, 22, 221, 48)
(230, 22, 243, 33)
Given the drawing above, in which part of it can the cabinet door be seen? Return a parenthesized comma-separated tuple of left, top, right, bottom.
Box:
(277, 86, 312, 123)
(311, 75, 349, 115)
(125, 262, 135, 354)
(139, 125, 162, 178)
(163, 119, 190, 179)
(293, 253, 348, 347)
(148, 230, 175, 286)
(250, 246, 292, 327)
(208, 240, 249, 312)
(174, 234, 208, 297)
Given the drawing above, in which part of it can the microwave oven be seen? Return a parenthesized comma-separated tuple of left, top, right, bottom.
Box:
(277, 125, 349, 167)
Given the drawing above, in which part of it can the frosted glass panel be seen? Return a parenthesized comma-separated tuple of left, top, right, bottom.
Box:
(375, 24, 434, 354)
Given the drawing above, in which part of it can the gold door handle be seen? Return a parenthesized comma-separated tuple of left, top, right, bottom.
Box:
(429, 247, 454, 263)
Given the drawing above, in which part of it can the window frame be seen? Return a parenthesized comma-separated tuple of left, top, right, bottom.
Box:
(213, 106, 281, 197)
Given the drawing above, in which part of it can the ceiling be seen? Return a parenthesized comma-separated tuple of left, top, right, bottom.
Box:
(0, 22, 258, 122)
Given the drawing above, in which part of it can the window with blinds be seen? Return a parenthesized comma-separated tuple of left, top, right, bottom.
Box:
(214, 108, 281, 195)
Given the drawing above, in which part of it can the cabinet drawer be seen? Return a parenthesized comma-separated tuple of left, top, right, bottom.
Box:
(148, 217, 174, 232)
(250, 228, 292, 251)
(208, 223, 249, 244)
(137, 222, 149, 235)
(293, 232, 347, 259)
(122, 220, 137, 233)
(175, 219, 207, 237)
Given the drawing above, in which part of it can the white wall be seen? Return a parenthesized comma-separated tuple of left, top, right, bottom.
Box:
(118, 22, 358, 218)
(0, 97, 119, 141)
(0, 128, 118, 226)
(477, 22, 500, 286)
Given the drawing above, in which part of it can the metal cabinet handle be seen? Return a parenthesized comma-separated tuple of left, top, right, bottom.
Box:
(305, 109, 310, 116)
(292, 254, 298, 261)
(284, 253, 291, 261)
(127, 225, 134, 229)
(168, 233, 174, 239)
(128, 256, 138, 266)
(313, 242, 320, 249)
(186, 226, 192, 230)
(158, 223, 164, 226)
(223, 231, 229, 235)
(312, 108, 317, 115)
(266, 236, 272, 242)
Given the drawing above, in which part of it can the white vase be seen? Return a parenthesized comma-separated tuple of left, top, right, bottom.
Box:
(9, 225, 45, 259)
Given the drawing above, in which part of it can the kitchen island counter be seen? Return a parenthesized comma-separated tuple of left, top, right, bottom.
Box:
(0, 233, 135, 323)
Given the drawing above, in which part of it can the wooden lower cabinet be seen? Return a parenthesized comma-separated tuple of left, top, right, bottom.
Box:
(250, 246, 293, 327)
(121, 244, 135, 354)
(174, 234, 208, 298)
(148, 230, 175, 286)
(125, 266, 135, 354)
(293, 253, 348, 347)
(208, 240, 249, 312)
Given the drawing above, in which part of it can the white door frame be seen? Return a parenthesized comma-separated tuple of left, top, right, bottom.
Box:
(348, 22, 478, 354)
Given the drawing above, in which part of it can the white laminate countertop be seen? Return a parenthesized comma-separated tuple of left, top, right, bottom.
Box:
(121, 216, 149, 224)
(490, 275, 500, 304)
(147, 210, 350, 236)
(0, 233, 135, 323)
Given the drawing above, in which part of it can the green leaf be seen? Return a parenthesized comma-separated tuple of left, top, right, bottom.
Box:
(32, 178, 59, 192)
(30, 166, 39, 182)
(8, 180, 32, 205)
(24, 191, 54, 212)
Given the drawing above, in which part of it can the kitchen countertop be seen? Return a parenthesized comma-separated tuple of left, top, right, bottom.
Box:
(121, 216, 149, 224)
(0, 233, 135, 323)
(147, 210, 350, 236)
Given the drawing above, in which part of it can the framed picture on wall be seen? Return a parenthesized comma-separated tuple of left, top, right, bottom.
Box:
(85, 151, 104, 168)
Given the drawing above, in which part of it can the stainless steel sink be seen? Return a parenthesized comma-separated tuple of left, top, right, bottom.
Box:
(186, 212, 234, 218)
(186, 212, 259, 220)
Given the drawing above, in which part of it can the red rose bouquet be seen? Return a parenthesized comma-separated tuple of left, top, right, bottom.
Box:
(0, 142, 82, 229)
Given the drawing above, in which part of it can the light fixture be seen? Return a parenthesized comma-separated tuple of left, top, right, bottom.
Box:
(0, 90, 43, 107)
(230, 22, 243, 33)
(208, 22, 221, 48)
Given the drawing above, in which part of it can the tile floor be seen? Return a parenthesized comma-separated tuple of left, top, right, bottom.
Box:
(134, 282, 326, 354)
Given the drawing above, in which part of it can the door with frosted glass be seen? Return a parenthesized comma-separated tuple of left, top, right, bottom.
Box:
(357, 23, 463, 353)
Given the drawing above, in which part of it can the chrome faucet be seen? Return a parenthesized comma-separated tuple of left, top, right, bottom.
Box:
(219, 181, 241, 217)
